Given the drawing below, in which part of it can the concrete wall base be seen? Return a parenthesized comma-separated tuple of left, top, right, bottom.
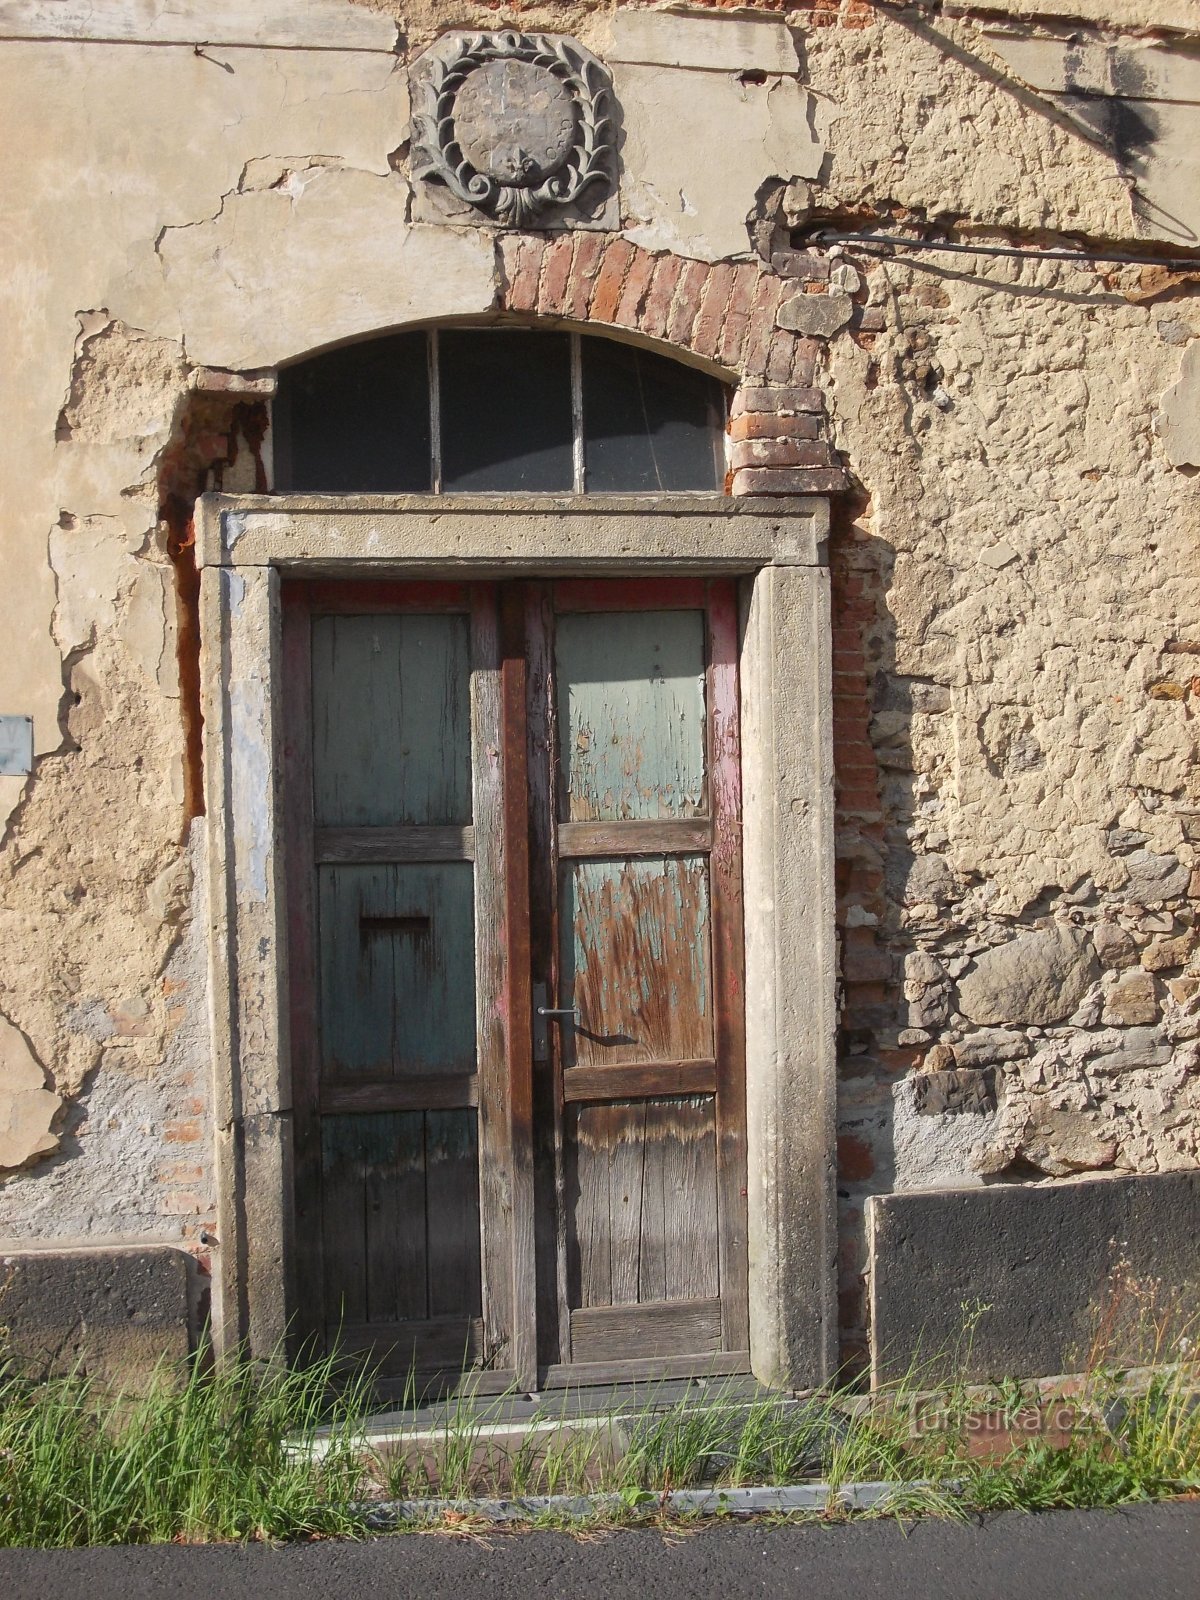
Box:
(0, 1245, 194, 1385)
(869, 1172, 1200, 1384)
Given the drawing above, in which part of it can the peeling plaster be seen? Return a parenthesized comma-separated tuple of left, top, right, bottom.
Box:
(0, 1013, 60, 1173)
(145, 167, 496, 369)
(619, 65, 822, 262)
(1158, 340, 1200, 467)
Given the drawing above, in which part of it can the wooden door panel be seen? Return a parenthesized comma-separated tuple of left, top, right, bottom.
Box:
(566, 1095, 720, 1311)
(288, 583, 507, 1388)
(555, 609, 706, 821)
(311, 612, 472, 827)
(424, 1108, 485, 1319)
(320, 1109, 482, 1337)
(557, 855, 714, 1068)
(317, 862, 476, 1080)
(570, 1301, 723, 1363)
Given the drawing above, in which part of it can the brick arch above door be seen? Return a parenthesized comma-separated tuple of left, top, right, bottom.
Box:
(498, 233, 849, 500)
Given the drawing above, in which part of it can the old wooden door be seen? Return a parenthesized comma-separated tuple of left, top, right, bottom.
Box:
(283, 577, 748, 1390)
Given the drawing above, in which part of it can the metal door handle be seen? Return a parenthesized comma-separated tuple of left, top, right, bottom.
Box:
(532, 983, 577, 1062)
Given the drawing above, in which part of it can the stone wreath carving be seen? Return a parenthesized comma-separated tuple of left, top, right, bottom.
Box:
(411, 31, 616, 227)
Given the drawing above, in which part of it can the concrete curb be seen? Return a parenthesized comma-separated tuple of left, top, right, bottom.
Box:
(361, 1478, 947, 1527)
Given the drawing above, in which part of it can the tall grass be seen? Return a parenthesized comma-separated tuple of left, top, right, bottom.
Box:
(0, 1348, 373, 1546)
(1, 1274, 1197, 1543)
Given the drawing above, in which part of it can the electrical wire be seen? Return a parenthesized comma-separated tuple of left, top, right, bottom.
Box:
(809, 230, 1200, 271)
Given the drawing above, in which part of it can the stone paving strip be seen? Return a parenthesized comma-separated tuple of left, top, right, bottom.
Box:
(360, 1477, 940, 1527)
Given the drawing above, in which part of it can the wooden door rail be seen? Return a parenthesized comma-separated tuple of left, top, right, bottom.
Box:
(315, 825, 476, 864)
(557, 818, 711, 857)
(320, 1073, 480, 1113)
(561, 1059, 717, 1103)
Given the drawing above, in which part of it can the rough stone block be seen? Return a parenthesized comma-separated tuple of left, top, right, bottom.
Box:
(957, 924, 1099, 1026)
(0, 1246, 193, 1385)
(776, 289, 853, 338)
(912, 1067, 996, 1116)
(1102, 971, 1161, 1025)
(870, 1172, 1200, 1382)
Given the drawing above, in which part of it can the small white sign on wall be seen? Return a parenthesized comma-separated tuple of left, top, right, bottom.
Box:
(0, 715, 33, 776)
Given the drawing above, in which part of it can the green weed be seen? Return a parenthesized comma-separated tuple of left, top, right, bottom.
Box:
(0, 1346, 374, 1547)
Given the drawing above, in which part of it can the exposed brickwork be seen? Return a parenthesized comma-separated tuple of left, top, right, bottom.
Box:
(498, 233, 850, 496)
(158, 391, 269, 823)
(828, 495, 895, 1369)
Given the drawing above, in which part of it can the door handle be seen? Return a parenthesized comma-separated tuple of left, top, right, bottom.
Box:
(532, 983, 578, 1061)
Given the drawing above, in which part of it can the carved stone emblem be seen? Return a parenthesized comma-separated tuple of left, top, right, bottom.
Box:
(411, 32, 616, 228)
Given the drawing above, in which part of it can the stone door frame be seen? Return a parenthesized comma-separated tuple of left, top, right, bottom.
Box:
(195, 491, 838, 1391)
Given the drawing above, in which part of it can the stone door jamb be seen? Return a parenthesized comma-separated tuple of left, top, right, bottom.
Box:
(195, 491, 838, 1391)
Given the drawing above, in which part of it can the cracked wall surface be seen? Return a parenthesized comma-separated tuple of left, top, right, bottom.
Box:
(0, 1, 1197, 1367)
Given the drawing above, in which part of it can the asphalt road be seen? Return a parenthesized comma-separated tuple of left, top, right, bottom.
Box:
(1, 1504, 1197, 1599)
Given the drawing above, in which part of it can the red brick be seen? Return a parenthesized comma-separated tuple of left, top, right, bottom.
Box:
(536, 235, 575, 316)
(741, 276, 785, 377)
(851, 306, 887, 332)
(730, 465, 848, 495)
(159, 1162, 204, 1182)
(765, 328, 795, 384)
(498, 233, 524, 302)
(691, 261, 737, 360)
(730, 437, 834, 470)
(842, 946, 893, 983)
(717, 265, 759, 369)
(837, 791, 883, 813)
(667, 259, 709, 347)
(504, 236, 542, 313)
(879, 1047, 921, 1074)
(838, 1286, 867, 1328)
(641, 254, 684, 341)
(837, 1134, 876, 1182)
(591, 237, 636, 324)
(615, 245, 657, 328)
(164, 1120, 202, 1144)
(791, 337, 820, 385)
(728, 411, 822, 441)
(731, 385, 824, 417)
(564, 232, 605, 321)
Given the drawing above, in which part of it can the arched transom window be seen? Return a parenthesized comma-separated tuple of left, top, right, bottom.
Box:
(273, 328, 727, 495)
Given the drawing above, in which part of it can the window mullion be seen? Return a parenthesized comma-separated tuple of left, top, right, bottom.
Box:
(570, 332, 585, 495)
(429, 327, 443, 494)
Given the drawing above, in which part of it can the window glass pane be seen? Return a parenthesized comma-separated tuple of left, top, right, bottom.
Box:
(582, 339, 724, 492)
(439, 329, 573, 492)
(274, 332, 430, 491)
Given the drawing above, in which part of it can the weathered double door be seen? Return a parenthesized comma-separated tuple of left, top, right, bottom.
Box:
(284, 577, 748, 1389)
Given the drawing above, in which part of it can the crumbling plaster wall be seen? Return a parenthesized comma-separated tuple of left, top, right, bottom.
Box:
(0, 3, 1196, 1365)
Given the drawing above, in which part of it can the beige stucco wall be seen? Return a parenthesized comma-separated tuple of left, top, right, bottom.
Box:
(0, 1, 1196, 1360)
